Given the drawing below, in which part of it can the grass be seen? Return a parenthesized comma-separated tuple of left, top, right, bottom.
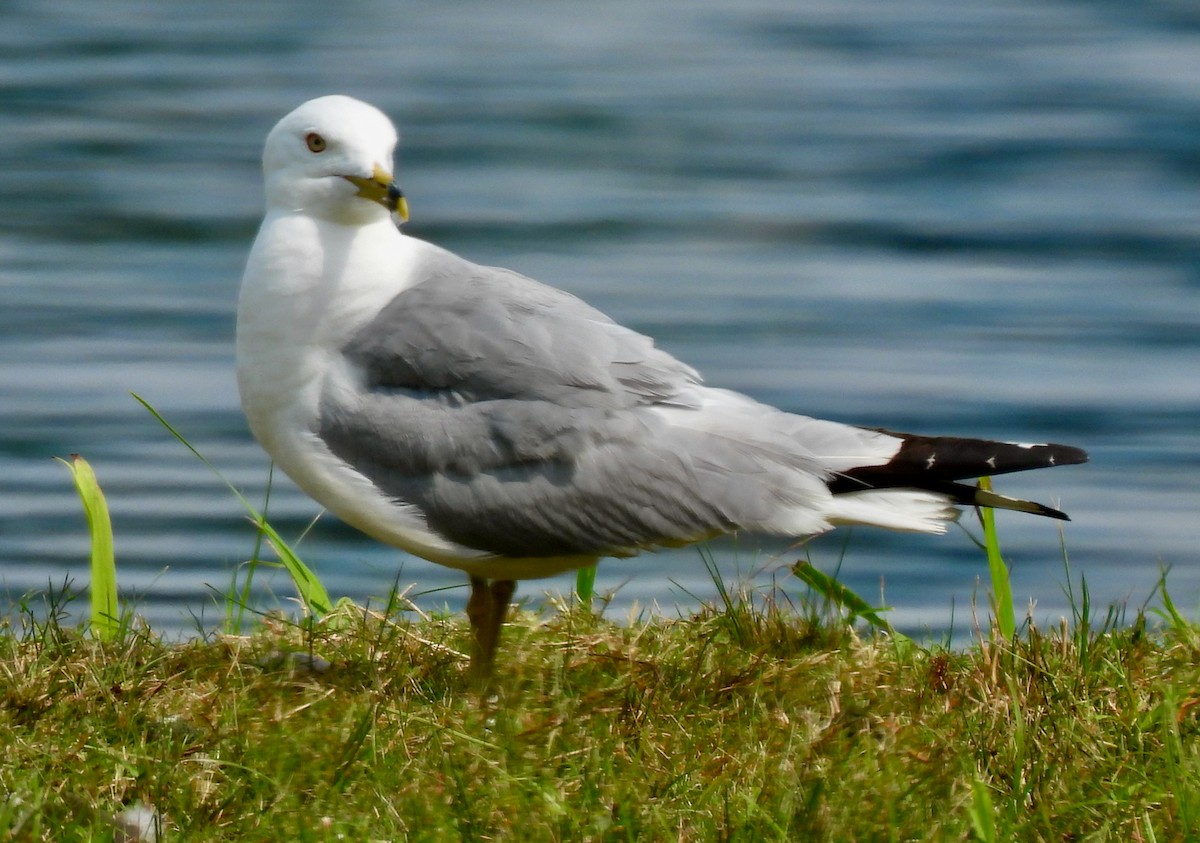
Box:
(8, 409, 1195, 839)
(133, 393, 334, 621)
(2, 579, 1199, 841)
(977, 476, 1016, 640)
(57, 455, 118, 642)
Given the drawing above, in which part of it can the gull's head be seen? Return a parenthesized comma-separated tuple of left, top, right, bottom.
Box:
(261, 95, 409, 225)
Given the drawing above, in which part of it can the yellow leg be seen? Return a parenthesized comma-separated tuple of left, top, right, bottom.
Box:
(466, 576, 516, 681)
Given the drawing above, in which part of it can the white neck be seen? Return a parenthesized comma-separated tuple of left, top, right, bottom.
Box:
(235, 211, 422, 451)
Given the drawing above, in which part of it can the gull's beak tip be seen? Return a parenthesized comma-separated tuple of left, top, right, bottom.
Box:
(388, 184, 410, 223)
(345, 165, 408, 222)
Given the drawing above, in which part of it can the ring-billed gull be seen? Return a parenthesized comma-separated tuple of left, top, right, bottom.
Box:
(236, 95, 1086, 677)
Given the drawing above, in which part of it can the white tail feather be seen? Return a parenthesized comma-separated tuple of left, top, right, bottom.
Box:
(826, 489, 960, 534)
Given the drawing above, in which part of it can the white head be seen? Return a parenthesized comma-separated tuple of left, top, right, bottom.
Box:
(261, 95, 408, 225)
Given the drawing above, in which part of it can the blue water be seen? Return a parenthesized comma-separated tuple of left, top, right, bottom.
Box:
(2, 0, 1198, 638)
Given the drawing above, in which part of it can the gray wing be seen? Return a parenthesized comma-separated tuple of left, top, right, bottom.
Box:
(317, 247, 823, 558)
(341, 249, 701, 408)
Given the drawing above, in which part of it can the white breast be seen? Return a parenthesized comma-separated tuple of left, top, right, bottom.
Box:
(235, 212, 491, 567)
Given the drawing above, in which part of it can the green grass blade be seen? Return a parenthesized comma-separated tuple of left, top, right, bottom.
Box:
(57, 454, 119, 640)
(700, 544, 745, 643)
(1154, 567, 1194, 634)
(131, 393, 334, 617)
(574, 564, 596, 609)
(1140, 811, 1159, 843)
(978, 476, 1015, 639)
(968, 776, 998, 843)
(792, 561, 910, 645)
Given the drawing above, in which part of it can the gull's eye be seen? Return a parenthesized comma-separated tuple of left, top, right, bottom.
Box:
(305, 132, 327, 153)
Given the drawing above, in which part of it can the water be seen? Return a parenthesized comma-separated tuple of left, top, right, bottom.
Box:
(2, 0, 1198, 638)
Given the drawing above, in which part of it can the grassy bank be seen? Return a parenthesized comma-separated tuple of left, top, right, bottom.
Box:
(2, 585, 1198, 842)
(14, 451, 1195, 839)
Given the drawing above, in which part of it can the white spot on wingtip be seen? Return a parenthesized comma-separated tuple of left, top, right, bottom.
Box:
(925, 454, 936, 469)
(986, 456, 997, 468)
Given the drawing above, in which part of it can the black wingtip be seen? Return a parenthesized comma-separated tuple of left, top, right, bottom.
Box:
(1028, 501, 1071, 522)
(1046, 443, 1089, 468)
(828, 432, 1085, 522)
(840, 431, 1088, 486)
(957, 482, 1074, 521)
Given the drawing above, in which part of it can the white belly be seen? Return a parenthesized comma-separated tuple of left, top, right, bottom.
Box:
(235, 213, 488, 568)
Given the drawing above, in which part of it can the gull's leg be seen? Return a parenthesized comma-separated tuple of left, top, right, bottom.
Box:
(466, 576, 517, 681)
(465, 576, 492, 671)
(487, 578, 517, 661)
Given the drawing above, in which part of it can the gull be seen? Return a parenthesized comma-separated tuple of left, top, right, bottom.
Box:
(236, 95, 1087, 677)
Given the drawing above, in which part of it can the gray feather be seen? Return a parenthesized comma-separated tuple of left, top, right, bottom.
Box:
(317, 249, 831, 557)
(342, 249, 702, 408)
